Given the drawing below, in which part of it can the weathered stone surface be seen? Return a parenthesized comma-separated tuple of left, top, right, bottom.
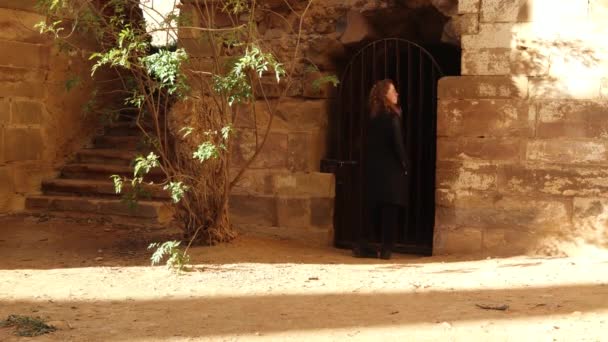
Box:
(277, 197, 310, 228)
(0, 99, 9, 125)
(273, 172, 335, 197)
(433, 227, 482, 254)
(437, 137, 523, 162)
(0, 9, 46, 43)
(529, 77, 602, 99)
(498, 164, 608, 197)
(0, 41, 49, 69)
(229, 194, 278, 226)
(11, 100, 44, 125)
(233, 101, 289, 131)
(462, 23, 513, 49)
(305, 36, 345, 71)
(481, 0, 588, 23)
(458, 0, 481, 14)
(436, 195, 572, 230)
(437, 99, 531, 137)
(178, 36, 220, 57)
(13, 162, 54, 193)
(303, 71, 337, 98)
(526, 139, 608, 165)
(0, 1, 38, 12)
(533, 100, 608, 138)
(339, 10, 378, 45)
(572, 197, 608, 247)
(462, 48, 510, 75)
(0, 80, 45, 98)
(287, 131, 325, 172)
(438, 76, 528, 99)
(436, 188, 500, 208)
(230, 168, 275, 195)
(254, 77, 302, 98)
(452, 13, 479, 35)
(3, 127, 43, 162)
(231, 129, 288, 169)
(310, 197, 334, 228)
(482, 228, 534, 255)
(436, 161, 497, 191)
(275, 99, 329, 130)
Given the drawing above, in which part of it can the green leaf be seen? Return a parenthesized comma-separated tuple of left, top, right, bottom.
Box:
(110, 175, 123, 194)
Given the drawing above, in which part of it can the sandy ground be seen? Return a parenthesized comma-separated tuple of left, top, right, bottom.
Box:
(0, 214, 607, 342)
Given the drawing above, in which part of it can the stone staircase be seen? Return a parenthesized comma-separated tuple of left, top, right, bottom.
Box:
(25, 118, 174, 225)
(25, 116, 336, 231)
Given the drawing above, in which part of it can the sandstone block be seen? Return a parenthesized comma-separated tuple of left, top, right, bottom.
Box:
(436, 188, 500, 209)
(572, 197, 608, 245)
(458, 0, 481, 14)
(0, 80, 45, 98)
(286, 131, 324, 172)
(0, 41, 49, 69)
(453, 13, 479, 35)
(435, 160, 497, 191)
(438, 76, 528, 99)
(462, 48, 510, 75)
(530, 77, 601, 99)
(0, 99, 9, 125)
(0, 9, 46, 43)
(254, 77, 302, 98)
(229, 194, 278, 226)
(229, 169, 275, 195)
(435, 195, 572, 231)
(437, 99, 531, 137)
(437, 137, 523, 162)
(3, 127, 43, 162)
(0, 1, 38, 12)
(433, 227, 482, 254)
(230, 129, 288, 169)
(233, 101, 289, 131)
(498, 164, 608, 197)
(526, 139, 608, 165)
(13, 162, 54, 193)
(303, 71, 338, 98)
(11, 100, 44, 125)
(275, 99, 329, 130)
(178, 36, 220, 57)
(482, 228, 532, 255)
(310, 197, 334, 228)
(481, 0, 588, 22)
(277, 197, 310, 228)
(461, 23, 513, 49)
(272, 172, 335, 197)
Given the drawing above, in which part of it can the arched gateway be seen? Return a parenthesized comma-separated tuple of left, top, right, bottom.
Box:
(322, 38, 444, 255)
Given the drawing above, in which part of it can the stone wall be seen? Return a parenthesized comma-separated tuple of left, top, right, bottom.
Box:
(435, 0, 608, 255)
(0, 1, 113, 213)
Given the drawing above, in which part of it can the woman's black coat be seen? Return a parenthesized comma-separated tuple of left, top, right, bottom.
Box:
(364, 111, 408, 207)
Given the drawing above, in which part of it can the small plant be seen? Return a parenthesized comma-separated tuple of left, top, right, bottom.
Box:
(148, 241, 190, 272)
(0, 314, 56, 337)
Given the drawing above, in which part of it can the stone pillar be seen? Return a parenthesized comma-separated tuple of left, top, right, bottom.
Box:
(435, 0, 608, 256)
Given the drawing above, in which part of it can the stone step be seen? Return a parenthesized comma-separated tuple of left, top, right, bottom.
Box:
(228, 193, 333, 230)
(26, 195, 173, 224)
(230, 169, 335, 197)
(93, 135, 144, 150)
(60, 163, 165, 182)
(41, 179, 170, 200)
(103, 121, 166, 137)
(75, 149, 137, 166)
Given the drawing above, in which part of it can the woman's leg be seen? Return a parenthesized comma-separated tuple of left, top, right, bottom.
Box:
(353, 203, 379, 258)
(380, 204, 399, 259)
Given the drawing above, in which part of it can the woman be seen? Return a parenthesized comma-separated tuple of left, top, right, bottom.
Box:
(353, 79, 408, 260)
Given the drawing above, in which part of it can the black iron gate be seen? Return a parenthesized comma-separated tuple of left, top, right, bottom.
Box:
(322, 38, 443, 256)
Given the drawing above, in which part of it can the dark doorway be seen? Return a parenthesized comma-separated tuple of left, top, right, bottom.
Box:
(322, 38, 450, 256)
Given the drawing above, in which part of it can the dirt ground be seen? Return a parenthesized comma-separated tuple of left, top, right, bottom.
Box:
(0, 214, 607, 342)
